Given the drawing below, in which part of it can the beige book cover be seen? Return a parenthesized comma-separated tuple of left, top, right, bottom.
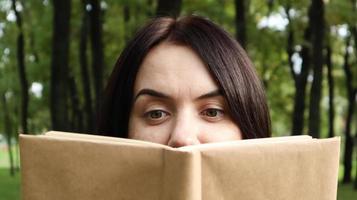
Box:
(19, 131, 340, 200)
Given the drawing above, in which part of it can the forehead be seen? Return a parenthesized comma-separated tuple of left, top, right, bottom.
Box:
(134, 42, 219, 96)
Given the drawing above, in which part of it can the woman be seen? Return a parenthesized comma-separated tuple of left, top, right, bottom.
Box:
(97, 15, 271, 147)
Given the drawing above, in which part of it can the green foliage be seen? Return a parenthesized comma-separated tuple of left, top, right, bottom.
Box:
(0, 0, 355, 136)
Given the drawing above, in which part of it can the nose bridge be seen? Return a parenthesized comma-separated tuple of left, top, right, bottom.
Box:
(167, 108, 200, 148)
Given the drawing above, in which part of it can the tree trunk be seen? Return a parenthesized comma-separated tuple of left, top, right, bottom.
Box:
(156, 0, 182, 17)
(342, 36, 355, 184)
(69, 75, 83, 132)
(80, 0, 94, 132)
(342, 90, 356, 184)
(235, 0, 246, 49)
(1, 93, 15, 176)
(349, 0, 357, 188)
(14, 136, 20, 171)
(307, 0, 325, 139)
(88, 0, 104, 117)
(284, 3, 310, 136)
(11, 0, 29, 135)
(50, 0, 71, 131)
(354, 112, 357, 189)
(352, 26, 357, 60)
(326, 42, 335, 138)
(351, 0, 357, 60)
(285, 4, 295, 83)
(291, 26, 311, 135)
(286, 0, 322, 136)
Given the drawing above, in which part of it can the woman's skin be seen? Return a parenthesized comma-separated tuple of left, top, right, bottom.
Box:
(128, 42, 242, 147)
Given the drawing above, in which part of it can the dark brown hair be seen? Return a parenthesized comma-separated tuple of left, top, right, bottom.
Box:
(97, 15, 271, 139)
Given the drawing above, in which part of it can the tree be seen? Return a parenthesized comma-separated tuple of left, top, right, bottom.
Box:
(79, 0, 94, 132)
(68, 74, 83, 132)
(342, 36, 356, 184)
(355, 116, 357, 189)
(325, 38, 335, 138)
(11, 0, 29, 135)
(1, 93, 15, 176)
(156, 0, 182, 17)
(235, 0, 247, 49)
(50, 0, 71, 131)
(349, 0, 357, 189)
(88, 0, 104, 116)
(288, 5, 311, 136)
(307, 0, 325, 138)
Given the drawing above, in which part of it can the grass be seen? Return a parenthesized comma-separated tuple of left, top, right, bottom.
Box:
(0, 168, 20, 200)
(0, 144, 19, 169)
(0, 143, 21, 200)
(0, 146, 9, 168)
(338, 183, 357, 199)
(0, 145, 356, 199)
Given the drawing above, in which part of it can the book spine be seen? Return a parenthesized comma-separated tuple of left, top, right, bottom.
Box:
(160, 149, 201, 200)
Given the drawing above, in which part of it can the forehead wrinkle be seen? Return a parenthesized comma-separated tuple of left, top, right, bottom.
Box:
(134, 42, 221, 104)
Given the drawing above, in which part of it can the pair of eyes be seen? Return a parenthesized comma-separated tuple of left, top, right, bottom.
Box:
(144, 108, 225, 124)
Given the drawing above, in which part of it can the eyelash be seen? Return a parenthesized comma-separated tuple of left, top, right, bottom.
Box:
(143, 110, 170, 125)
(144, 108, 225, 123)
(200, 108, 225, 120)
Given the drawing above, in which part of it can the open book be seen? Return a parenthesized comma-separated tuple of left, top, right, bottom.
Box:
(20, 131, 340, 200)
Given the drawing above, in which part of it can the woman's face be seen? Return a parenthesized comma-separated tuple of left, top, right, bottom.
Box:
(128, 42, 242, 147)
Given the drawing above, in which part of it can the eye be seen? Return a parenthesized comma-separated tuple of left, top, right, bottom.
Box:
(148, 110, 166, 119)
(200, 108, 224, 121)
(144, 110, 170, 121)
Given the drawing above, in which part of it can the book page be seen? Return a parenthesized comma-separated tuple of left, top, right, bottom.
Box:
(199, 137, 340, 200)
(179, 135, 312, 151)
(44, 131, 171, 149)
(44, 131, 313, 152)
(20, 133, 340, 200)
(20, 134, 169, 200)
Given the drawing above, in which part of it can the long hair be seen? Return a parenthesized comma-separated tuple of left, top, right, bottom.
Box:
(97, 15, 271, 139)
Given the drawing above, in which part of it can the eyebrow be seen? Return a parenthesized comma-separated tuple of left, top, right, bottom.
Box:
(133, 88, 222, 102)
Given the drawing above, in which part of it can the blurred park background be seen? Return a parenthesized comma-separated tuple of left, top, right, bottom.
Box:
(0, 0, 357, 199)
